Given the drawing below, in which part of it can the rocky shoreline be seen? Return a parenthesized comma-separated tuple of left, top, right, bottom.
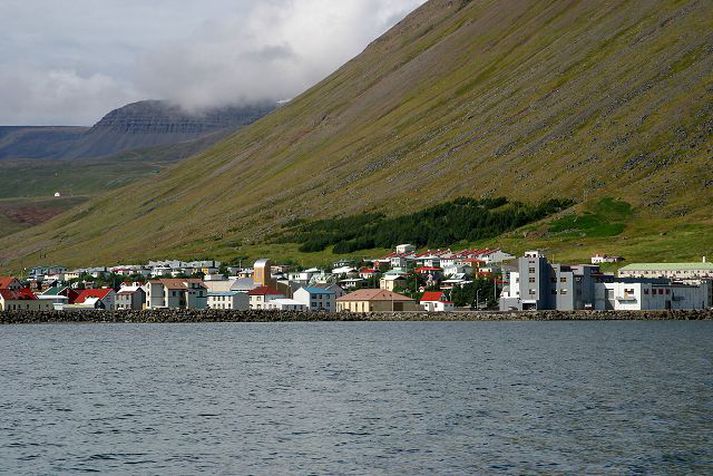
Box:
(1, 308, 711, 324)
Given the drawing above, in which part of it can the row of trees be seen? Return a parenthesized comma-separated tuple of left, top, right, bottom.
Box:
(276, 197, 574, 254)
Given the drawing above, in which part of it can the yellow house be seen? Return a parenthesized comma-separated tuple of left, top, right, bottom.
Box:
(336, 289, 419, 313)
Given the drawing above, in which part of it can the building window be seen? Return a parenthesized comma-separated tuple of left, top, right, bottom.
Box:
(529, 267, 536, 274)
(644, 289, 649, 295)
(560, 277, 567, 283)
(529, 277, 536, 283)
(529, 289, 536, 295)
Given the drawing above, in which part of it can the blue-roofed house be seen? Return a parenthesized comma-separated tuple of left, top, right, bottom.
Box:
(293, 287, 337, 312)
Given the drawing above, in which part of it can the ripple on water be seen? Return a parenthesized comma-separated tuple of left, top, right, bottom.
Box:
(0, 321, 710, 474)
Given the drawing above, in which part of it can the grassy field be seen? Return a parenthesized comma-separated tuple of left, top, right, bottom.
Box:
(0, 0, 711, 271)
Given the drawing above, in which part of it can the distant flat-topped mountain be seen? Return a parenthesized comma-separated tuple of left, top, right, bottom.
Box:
(67, 100, 275, 159)
(0, 100, 276, 161)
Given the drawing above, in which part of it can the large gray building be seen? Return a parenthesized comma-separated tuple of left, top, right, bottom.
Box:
(500, 251, 598, 311)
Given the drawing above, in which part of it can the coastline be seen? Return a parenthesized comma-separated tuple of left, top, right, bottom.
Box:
(1, 308, 711, 324)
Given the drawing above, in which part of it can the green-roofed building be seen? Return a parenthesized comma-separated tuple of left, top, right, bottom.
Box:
(618, 261, 713, 280)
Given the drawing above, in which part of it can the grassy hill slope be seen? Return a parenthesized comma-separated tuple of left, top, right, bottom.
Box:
(1, 0, 711, 270)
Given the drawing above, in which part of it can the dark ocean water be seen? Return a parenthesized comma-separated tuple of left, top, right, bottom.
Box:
(0, 321, 711, 474)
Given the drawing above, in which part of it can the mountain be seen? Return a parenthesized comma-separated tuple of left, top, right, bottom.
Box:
(0, 127, 87, 160)
(1, 0, 711, 270)
(0, 100, 276, 161)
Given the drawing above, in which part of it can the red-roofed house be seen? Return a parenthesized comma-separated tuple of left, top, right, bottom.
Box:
(248, 286, 285, 310)
(74, 288, 117, 310)
(0, 277, 23, 291)
(0, 288, 52, 311)
(419, 291, 455, 312)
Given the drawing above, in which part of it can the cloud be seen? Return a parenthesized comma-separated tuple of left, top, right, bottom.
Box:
(135, 0, 427, 111)
(0, 66, 139, 126)
(0, 0, 426, 124)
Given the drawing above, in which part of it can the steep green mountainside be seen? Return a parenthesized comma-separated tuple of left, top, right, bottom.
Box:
(1, 0, 711, 270)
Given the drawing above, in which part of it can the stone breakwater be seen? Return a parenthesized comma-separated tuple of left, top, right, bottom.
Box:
(1, 309, 711, 324)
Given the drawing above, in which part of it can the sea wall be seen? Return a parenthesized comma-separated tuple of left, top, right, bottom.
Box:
(1, 308, 711, 324)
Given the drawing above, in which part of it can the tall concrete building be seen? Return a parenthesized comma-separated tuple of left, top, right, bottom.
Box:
(500, 251, 598, 311)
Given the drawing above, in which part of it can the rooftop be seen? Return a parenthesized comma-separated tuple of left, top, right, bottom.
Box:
(619, 262, 713, 272)
(337, 289, 414, 302)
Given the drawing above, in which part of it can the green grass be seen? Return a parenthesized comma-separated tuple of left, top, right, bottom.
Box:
(548, 197, 632, 238)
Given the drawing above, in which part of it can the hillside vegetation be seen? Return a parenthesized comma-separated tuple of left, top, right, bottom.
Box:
(0, 0, 711, 270)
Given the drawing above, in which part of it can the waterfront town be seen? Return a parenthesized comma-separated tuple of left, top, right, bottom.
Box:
(0, 246, 711, 313)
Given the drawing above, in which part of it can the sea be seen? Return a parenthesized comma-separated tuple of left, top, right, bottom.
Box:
(0, 321, 711, 474)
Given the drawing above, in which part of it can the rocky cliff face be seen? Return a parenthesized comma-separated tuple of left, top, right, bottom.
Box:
(0, 100, 276, 160)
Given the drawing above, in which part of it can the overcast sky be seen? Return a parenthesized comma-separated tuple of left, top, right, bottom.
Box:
(0, 0, 426, 126)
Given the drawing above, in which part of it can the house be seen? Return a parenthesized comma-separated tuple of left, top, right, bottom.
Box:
(396, 244, 416, 254)
(618, 261, 713, 282)
(420, 291, 455, 312)
(264, 299, 307, 311)
(591, 254, 624, 264)
(0, 277, 23, 291)
(207, 291, 249, 310)
(39, 285, 79, 309)
(336, 289, 420, 313)
(293, 287, 337, 312)
(359, 268, 380, 280)
(116, 283, 146, 310)
(339, 278, 366, 290)
(248, 286, 285, 310)
(312, 283, 346, 298)
(380, 273, 408, 292)
(74, 288, 117, 310)
(146, 279, 207, 309)
(0, 288, 53, 311)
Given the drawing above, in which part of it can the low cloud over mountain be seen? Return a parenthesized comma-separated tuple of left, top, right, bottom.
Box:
(0, 0, 425, 125)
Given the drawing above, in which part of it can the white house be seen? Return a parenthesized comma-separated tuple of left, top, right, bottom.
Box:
(396, 244, 416, 254)
(293, 287, 336, 312)
(265, 299, 307, 311)
(591, 254, 624, 264)
(419, 291, 455, 312)
(207, 291, 249, 310)
(247, 286, 285, 310)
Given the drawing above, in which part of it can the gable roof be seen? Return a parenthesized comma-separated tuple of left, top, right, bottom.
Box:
(42, 286, 67, 296)
(420, 291, 448, 302)
(619, 262, 713, 272)
(0, 277, 21, 289)
(248, 286, 283, 296)
(337, 289, 414, 302)
(75, 288, 113, 304)
(0, 288, 37, 301)
(300, 287, 336, 295)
